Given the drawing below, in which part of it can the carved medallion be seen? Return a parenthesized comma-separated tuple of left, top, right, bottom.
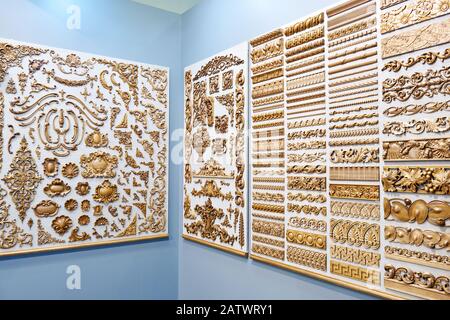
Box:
(44, 179, 71, 197)
(93, 180, 119, 203)
(80, 152, 118, 178)
(42, 158, 59, 177)
(2, 138, 43, 221)
(75, 182, 91, 196)
(33, 200, 60, 218)
(85, 130, 109, 148)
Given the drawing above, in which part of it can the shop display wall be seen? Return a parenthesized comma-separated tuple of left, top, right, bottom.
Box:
(180, 0, 377, 300)
(0, 0, 181, 299)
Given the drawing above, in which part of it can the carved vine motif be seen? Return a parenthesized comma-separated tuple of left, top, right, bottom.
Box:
(2, 138, 43, 221)
(0, 42, 47, 83)
(384, 265, 450, 297)
(382, 167, 450, 195)
(141, 67, 168, 107)
(383, 48, 450, 72)
(330, 148, 379, 164)
(0, 187, 33, 249)
(384, 101, 450, 117)
(381, 18, 450, 58)
(383, 117, 450, 136)
(383, 138, 450, 161)
(184, 199, 236, 245)
(382, 66, 450, 103)
(381, 0, 450, 34)
(330, 184, 380, 201)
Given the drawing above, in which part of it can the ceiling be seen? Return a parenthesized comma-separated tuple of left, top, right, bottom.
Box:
(131, 0, 202, 14)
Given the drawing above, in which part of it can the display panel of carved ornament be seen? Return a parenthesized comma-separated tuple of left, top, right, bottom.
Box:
(248, 0, 449, 300)
(380, 0, 450, 300)
(0, 38, 169, 256)
(183, 43, 249, 255)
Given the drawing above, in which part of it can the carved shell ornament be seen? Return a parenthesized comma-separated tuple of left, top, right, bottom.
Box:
(33, 200, 60, 218)
(64, 199, 78, 212)
(51, 215, 73, 235)
(93, 180, 119, 204)
(78, 215, 90, 226)
(62, 163, 79, 179)
(44, 179, 71, 197)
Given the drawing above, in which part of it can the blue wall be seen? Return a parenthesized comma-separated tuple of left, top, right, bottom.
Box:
(0, 0, 379, 300)
(0, 0, 181, 299)
(179, 0, 377, 300)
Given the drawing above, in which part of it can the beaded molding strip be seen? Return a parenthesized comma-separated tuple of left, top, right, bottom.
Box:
(286, 229, 327, 250)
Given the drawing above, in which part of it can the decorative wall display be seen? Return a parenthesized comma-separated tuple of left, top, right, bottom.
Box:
(0, 38, 169, 256)
(183, 43, 249, 255)
(247, 0, 450, 300)
(380, 0, 450, 301)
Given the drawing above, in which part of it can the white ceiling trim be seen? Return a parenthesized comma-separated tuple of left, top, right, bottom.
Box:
(132, 0, 202, 14)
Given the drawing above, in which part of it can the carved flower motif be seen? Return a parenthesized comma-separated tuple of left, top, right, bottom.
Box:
(51, 215, 73, 235)
(62, 163, 79, 179)
(65, 53, 81, 67)
(440, 0, 450, 11)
